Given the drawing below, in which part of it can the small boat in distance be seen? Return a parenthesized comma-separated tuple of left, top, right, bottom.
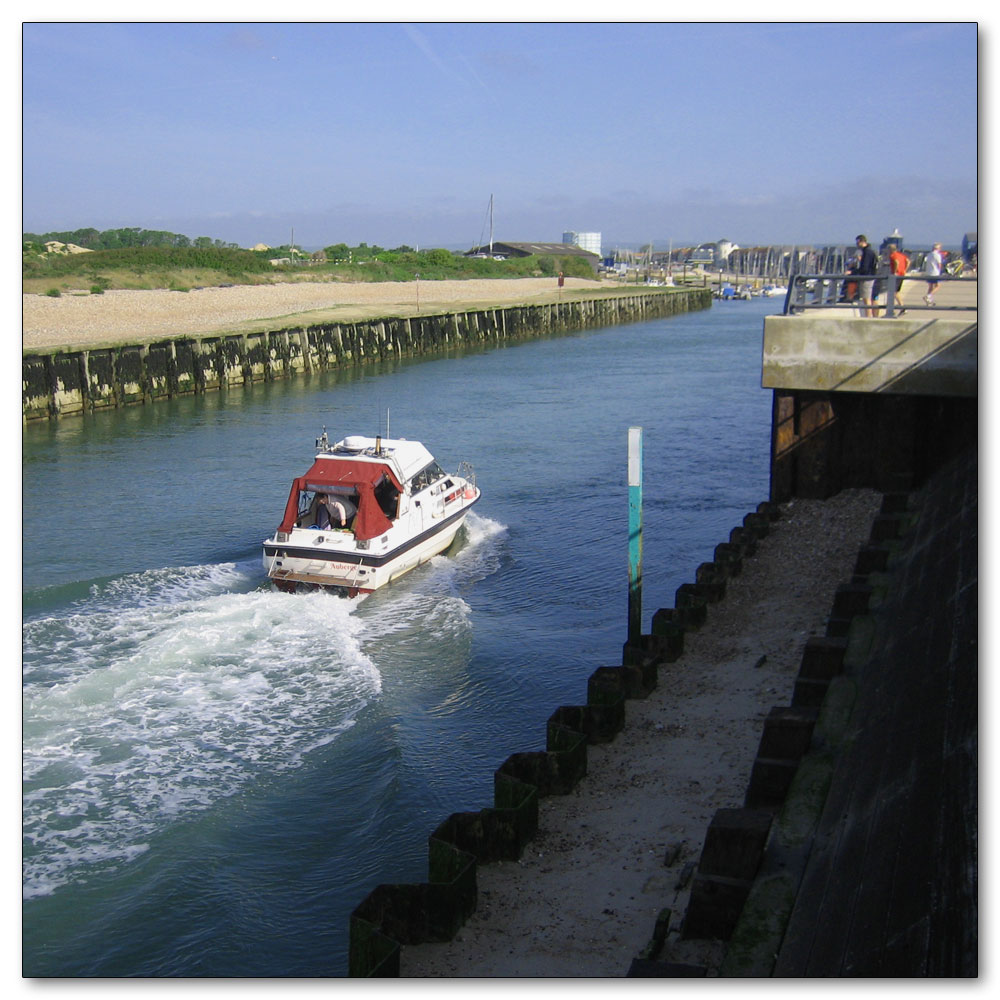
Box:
(263, 430, 481, 596)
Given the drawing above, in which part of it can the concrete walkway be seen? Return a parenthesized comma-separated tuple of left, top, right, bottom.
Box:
(796, 273, 977, 322)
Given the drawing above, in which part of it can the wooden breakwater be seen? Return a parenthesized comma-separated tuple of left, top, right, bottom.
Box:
(22, 288, 710, 421)
(348, 502, 783, 977)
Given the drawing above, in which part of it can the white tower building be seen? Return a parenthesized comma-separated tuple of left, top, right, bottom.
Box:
(716, 239, 737, 264)
(562, 231, 602, 257)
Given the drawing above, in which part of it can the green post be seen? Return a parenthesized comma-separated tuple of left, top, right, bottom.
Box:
(628, 426, 643, 644)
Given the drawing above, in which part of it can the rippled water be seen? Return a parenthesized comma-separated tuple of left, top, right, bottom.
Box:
(22, 296, 782, 975)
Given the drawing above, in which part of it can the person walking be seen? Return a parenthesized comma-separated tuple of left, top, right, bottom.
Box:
(924, 242, 943, 305)
(888, 243, 909, 315)
(854, 235, 879, 317)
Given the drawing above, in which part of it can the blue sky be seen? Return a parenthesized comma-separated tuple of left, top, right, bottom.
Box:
(21, 19, 979, 250)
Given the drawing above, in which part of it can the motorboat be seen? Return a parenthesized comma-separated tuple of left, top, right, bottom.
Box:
(262, 429, 481, 596)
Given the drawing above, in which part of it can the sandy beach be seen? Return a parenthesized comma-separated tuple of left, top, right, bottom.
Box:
(399, 488, 882, 977)
(21, 277, 605, 352)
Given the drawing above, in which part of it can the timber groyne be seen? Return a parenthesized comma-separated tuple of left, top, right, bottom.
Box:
(22, 288, 709, 421)
(348, 500, 783, 977)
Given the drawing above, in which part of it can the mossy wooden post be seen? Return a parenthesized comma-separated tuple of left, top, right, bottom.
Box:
(628, 426, 644, 644)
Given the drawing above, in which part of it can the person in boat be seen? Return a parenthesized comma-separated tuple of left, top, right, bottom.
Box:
(313, 494, 333, 529)
(319, 493, 357, 529)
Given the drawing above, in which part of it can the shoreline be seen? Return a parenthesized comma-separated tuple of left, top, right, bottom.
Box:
(398, 488, 882, 977)
(22, 277, 615, 352)
(21, 284, 709, 421)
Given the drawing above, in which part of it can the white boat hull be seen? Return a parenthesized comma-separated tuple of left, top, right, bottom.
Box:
(262, 432, 480, 596)
(263, 495, 477, 595)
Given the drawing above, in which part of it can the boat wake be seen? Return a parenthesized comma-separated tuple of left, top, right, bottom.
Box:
(22, 513, 507, 900)
(22, 562, 377, 899)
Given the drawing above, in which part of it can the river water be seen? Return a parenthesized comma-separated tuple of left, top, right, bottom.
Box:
(22, 295, 783, 976)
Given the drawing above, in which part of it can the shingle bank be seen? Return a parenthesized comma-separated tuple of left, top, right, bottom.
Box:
(22, 288, 710, 421)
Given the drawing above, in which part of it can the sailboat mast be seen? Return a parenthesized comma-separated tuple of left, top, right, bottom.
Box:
(489, 194, 494, 256)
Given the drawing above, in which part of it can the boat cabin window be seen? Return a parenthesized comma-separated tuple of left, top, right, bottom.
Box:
(296, 490, 318, 525)
(409, 461, 446, 493)
(296, 489, 359, 530)
(374, 477, 400, 518)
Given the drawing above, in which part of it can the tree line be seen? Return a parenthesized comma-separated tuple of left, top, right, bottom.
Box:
(22, 228, 597, 289)
(22, 227, 240, 252)
(22, 245, 276, 280)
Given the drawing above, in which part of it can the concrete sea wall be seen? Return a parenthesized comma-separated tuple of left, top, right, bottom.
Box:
(762, 312, 977, 501)
(22, 288, 710, 421)
(349, 472, 977, 978)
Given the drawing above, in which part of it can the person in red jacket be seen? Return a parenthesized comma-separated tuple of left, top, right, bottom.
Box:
(888, 243, 909, 315)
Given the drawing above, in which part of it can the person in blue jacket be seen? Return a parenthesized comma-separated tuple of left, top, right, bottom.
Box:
(854, 234, 879, 317)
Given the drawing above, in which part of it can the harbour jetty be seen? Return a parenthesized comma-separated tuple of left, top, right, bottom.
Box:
(21, 280, 709, 421)
(350, 276, 977, 977)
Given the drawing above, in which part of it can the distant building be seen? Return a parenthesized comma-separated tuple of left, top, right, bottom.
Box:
(880, 228, 905, 253)
(716, 239, 737, 263)
(43, 241, 92, 255)
(464, 241, 601, 272)
(686, 243, 717, 268)
(562, 231, 602, 257)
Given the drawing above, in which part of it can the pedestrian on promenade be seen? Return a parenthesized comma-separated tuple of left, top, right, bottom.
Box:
(854, 235, 879, 317)
(840, 247, 860, 302)
(888, 243, 909, 315)
(924, 242, 943, 305)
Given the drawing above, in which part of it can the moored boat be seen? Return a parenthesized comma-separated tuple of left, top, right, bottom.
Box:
(262, 430, 480, 596)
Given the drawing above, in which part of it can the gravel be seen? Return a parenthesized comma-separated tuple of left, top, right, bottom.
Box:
(21, 277, 602, 351)
(400, 488, 884, 977)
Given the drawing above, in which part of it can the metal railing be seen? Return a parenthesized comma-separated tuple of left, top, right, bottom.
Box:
(783, 272, 977, 317)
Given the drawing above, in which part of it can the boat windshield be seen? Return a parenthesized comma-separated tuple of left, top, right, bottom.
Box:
(410, 461, 446, 492)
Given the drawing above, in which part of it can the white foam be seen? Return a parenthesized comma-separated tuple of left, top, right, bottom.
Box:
(22, 520, 509, 898)
(22, 568, 381, 898)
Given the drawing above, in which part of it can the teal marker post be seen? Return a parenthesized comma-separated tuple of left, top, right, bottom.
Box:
(627, 426, 643, 644)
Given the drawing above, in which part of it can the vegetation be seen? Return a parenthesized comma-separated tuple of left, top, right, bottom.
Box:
(23, 227, 597, 293)
(22, 227, 239, 251)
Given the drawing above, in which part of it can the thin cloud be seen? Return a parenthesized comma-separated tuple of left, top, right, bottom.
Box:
(402, 24, 499, 108)
(402, 24, 453, 78)
(457, 53, 501, 109)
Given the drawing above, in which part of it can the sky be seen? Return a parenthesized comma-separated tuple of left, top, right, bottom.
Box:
(21, 15, 980, 252)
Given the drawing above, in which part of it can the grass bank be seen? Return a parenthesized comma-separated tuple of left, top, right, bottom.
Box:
(22, 246, 598, 296)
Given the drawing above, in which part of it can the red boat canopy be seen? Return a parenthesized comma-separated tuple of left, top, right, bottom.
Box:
(278, 458, 403, 541)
